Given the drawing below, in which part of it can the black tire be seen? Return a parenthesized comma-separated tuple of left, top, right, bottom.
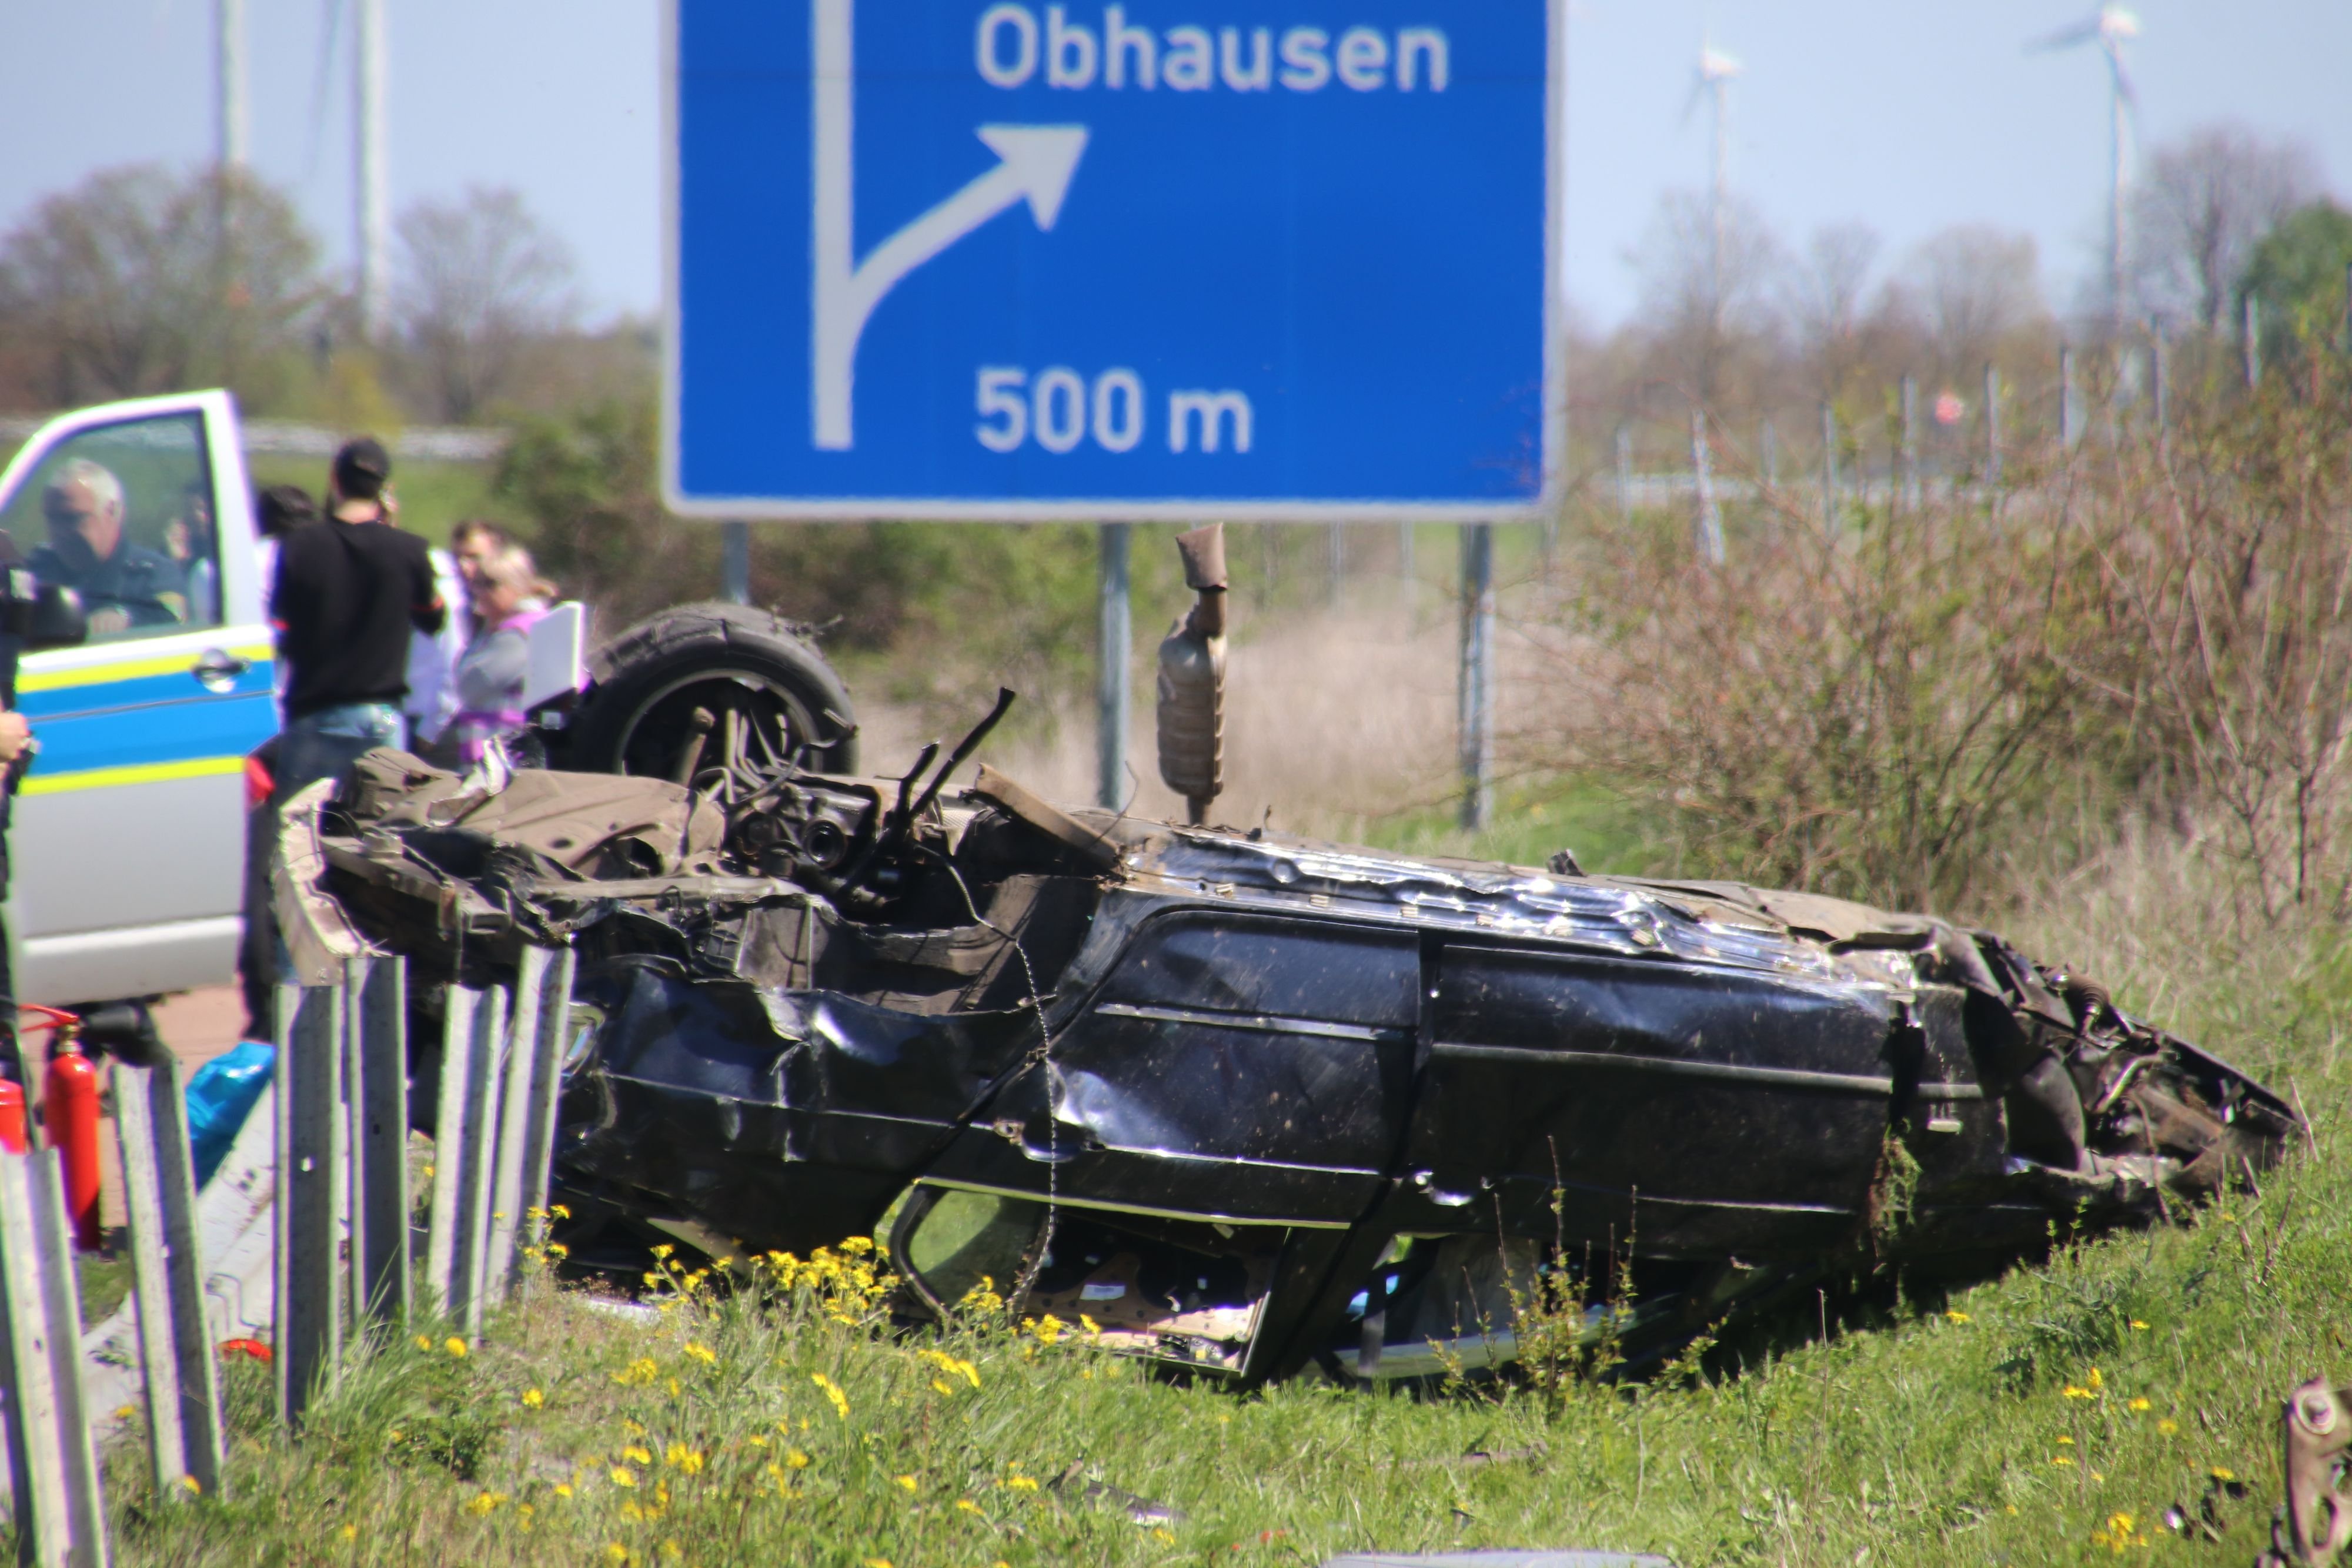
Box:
(568, 603, 858, 779)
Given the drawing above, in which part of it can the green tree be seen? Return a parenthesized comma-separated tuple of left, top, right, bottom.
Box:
(2240, 200, 2352, 363)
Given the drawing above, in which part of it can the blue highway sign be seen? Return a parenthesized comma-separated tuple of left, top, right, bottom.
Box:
(664, 0, 1563, 520)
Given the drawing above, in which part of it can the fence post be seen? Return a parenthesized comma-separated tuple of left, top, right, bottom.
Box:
(1614, 423, 1632, 521)
(350, 957, 409, 1330)
(1456, 523, 1495, 832)
(1095, 523, 1131, 811)
(111, 1058, 225, 1501)
(1689, 409, 1723, 564)
(0, 1148, 109, 1565)
(1980, 363, 2001, 487)
(1819, 402, 1837, 529)
(275, 982, 343, 1426)
(2243, 294, 2261, 388)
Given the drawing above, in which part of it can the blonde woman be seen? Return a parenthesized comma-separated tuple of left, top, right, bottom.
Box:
(449, 543, 556, 763)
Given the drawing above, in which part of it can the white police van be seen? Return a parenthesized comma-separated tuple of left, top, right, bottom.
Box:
(0, 390, 859, 1012)
(0, 391, 275, 1007)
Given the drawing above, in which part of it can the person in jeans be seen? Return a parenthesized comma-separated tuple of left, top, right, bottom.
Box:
(269, 437, 445, 805)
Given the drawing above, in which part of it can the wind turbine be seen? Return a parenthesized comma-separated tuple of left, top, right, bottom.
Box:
(2029, 4, 2139, 337)
(1686, 42, 1743, 337)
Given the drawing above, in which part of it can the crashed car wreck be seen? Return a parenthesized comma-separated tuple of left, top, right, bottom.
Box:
(284, 732, 2300, 1385)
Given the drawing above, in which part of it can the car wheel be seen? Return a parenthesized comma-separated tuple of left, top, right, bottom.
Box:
(569, 602, 858, 781)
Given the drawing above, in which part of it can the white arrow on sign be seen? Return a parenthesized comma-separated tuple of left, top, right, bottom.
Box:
(811, 0, 1089, 450)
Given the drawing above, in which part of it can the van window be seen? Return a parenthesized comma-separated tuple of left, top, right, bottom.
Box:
(0, 414, 220, 641)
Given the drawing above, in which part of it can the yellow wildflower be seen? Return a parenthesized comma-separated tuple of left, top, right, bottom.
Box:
(1080, 1313, 1102, 1336)
(812, 1372, 850, 1420)
(2211, 1466, 2236, 1482)
(522, 1388, 544, 1409)
(1944, 1310, 1970, 1323)
(864, 1560, 893, 1568)
(180, 1476, 202, 1495)
(623, 1445, 653, 1466)
(895, 1474, 918, 1492)
(2052, 1456, 2076, 1467)
(2063, 1385, 2093, 1399)
(957, 1499, 983, 1514)
(651, 1243, 674, 1260)
(932, 1379, 956, 1396)
(2157, 1419, 2179, 1436)
(606, 1544, 630, 1564)
(611, 1467, 639, 1489)
(683, 1342, 717, 1365)
(414, 1335, 432, 1352)
(466, 1492, 507, 1516)
(2056, 1435, 2074, 1445)
(2127, 1397, 2151, 1412)
(1002, 1476, 1040, 1493)
(747, 1434, 769, 1449)
(2087, 1368, 2104, 1391)
(340, 1523, 358, 1540)
(554, 1484, 574, 1500)
(2128, 1319, 2149, 1330)
(620, 1502, 644, 1523)
(661, 1543, 682, 1562)
(666, 1443, 705, 1475)
(613, 1358, 660, 1388)
(1152, 1526, 1178, 1544)
(785, 1449, 811, 1469)
(623, 1417, 647, 1436)
(445, 1337, 468, 1358)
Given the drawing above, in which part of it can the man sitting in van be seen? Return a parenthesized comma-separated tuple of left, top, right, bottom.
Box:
(31, 459, 186, 636)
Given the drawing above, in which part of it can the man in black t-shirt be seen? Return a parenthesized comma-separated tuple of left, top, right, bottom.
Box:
(269, 437, 445, 804)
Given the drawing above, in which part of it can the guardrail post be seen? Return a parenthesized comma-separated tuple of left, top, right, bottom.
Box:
(347, 957, 409, 1330)
(483, 948, 550, 1300)
(427, 985, 506, 1339)
(274, 982, 343, 1426)
(513, 948, 577, 1269)
(111, 1058, 225, 1502)
(0, 1147, 109, 1565)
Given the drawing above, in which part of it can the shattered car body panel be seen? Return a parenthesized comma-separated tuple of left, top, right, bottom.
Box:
(293, 747, 2302, 1382)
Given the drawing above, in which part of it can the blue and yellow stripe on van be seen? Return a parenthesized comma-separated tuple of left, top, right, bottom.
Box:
(13, 637, 277, 797)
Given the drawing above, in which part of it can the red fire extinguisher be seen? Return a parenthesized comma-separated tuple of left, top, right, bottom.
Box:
(0, 1065, 24, 1155)
(24, 1005, 101, 1251)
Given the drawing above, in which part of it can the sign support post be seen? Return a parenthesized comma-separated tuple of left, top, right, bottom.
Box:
(1458, 523, 1494, 831)
(1097, 523, 1130, 810)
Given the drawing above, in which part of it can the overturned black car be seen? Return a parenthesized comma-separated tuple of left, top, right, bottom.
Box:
(287, 733, 2300, 1385)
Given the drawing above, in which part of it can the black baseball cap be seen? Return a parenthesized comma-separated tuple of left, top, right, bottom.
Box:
(332, 437, 392, 500)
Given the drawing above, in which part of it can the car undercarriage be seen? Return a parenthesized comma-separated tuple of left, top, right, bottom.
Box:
(282, 728, 2301, 1385)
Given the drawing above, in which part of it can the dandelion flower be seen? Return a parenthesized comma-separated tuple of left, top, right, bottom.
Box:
(2063, 1385, 2093, 1400)
(1003, 1476, 1040, 1493)
(957, 1499, 983, 1514)
(414, 1335, 433, 1352)
(340, 1523, 358, 1541)
(1152, 1526, 1178, 1544)
(606, 1545, 630, 1565)
(554, 1484, 574, 1500)
(786, 1449, 811, 1469)
(1080, 1314, 1102, 1336)
(522, 1388, 544, 1409)
(179, 1475, 202, 1495)
(2127, 1398, 2150, 1412)
(666, 1443, 705, 1475)
(445, 1337, 468, 1358)
(113, 1405, 135, 1420)
(611, 1467, 639, 1489)
(551, 1203, 572, 1219)
(661, 1543, 683, 1562)
(466, 1492, 506, 1517)
(2128, 1319, 2149, 1331)
(2086, 1368, 2104, 1391)
(2057, 1435, 2074, 1445)
(2052, 1456, 2076, 1467)
(624, 1445, 653, 1466)
(895, 1474, 918, 1492)
(2211, 1466, 2236, 1482)
(2157, 1419, 2179, 1436)
(684, 1342, 717, 1365)
(864, 1560, 893, 1568)
(1944, 1310, 1970, 1324)
(812, 1372, 850, 1420)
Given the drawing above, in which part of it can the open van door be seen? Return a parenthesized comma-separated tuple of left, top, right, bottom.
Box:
(0, 391, 272, 1005)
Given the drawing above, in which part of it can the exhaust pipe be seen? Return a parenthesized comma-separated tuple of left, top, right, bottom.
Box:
(1156, 523, 1227, 826)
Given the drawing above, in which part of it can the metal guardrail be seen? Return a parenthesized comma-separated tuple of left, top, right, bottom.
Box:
(0, 416, 508, 464)
(0, 1146, 111, 1565)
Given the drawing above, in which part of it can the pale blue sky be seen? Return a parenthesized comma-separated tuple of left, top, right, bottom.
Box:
(2, 2, 2344, 328)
